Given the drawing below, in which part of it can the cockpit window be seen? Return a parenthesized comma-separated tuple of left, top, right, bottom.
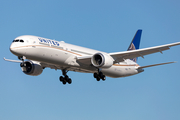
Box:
(13, 39, 24, 43)
(20, 40, 24, 42)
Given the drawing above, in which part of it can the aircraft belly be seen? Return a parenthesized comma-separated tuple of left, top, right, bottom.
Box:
(102, 65, 139, 78)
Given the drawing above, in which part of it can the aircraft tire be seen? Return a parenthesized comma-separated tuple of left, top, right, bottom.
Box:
(62, 81, 66, 85)
(20, 62, 26, 67)
(96, 77, 100, 81)
(94, 73, 98, 78)
(67, 78, 72, 84)
(59, 76, 64, 81)
(101, 75, 106, 81)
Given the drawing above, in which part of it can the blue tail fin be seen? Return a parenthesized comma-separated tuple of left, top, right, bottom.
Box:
(127, 29, 142, 62)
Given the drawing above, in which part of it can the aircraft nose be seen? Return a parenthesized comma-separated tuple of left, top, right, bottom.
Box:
(10, 43, 18, 54)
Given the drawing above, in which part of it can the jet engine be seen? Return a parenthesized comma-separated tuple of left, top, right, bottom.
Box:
(91, 52, 114, 68)
(21, 61, 43, 76)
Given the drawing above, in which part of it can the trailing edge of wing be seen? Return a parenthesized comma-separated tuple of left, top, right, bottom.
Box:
(110, 42, 180, 63)
(137, 61, 176, 69)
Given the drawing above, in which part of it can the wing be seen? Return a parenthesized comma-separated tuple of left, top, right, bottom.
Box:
(110, 42, 180, 63)
(77, 42, 180, 65)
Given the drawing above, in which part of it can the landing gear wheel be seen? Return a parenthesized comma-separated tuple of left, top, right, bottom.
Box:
(65, 75, 69, 80)
(59, 69, 72, 85)
(59, 76, 66, 85)
(96, 77, 100, 81)
(19, 56, 26, 68)
(67, 78, 72, 84)
(20, 63, 25, 67)
(101, 75, 106, 81)
(62, 81, 66, 85)
(93, 70, 106, 81)
(59, 76, 64, 82)
(94, 73, 98, 78)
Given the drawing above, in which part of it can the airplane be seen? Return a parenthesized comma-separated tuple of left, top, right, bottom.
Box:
(4, 29, 180, 85)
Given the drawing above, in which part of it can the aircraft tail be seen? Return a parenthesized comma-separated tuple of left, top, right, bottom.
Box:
(127, 29, 142, 62)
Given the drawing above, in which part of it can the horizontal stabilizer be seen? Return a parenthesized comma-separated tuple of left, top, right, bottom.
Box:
(3, 57, 22, 63)
(137, 61, 176, 69)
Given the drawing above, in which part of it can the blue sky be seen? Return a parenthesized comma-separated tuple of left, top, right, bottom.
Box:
(0, 0, 180, 120)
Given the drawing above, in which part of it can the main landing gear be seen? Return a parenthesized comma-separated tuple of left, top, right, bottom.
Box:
(93, 69, 106, 81)
(59, 69, 72, 85)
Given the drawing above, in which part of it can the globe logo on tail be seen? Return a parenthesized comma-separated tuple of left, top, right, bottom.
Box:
(128, 43, 137, 62)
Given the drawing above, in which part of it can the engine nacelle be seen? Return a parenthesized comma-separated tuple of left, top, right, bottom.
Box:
(91, 52, 114, 68)
(21, 61, 43, 76)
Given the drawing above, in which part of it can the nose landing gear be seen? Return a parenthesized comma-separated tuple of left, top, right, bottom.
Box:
(18, 56, 26, 67)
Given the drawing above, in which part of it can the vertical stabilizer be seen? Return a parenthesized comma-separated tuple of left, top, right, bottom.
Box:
(127, 29, 142, 62)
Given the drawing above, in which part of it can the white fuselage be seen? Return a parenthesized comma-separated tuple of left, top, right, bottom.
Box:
(10, 35, 142, 78)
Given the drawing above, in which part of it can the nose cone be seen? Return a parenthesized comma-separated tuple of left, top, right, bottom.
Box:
(10, 43, 18, 55)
